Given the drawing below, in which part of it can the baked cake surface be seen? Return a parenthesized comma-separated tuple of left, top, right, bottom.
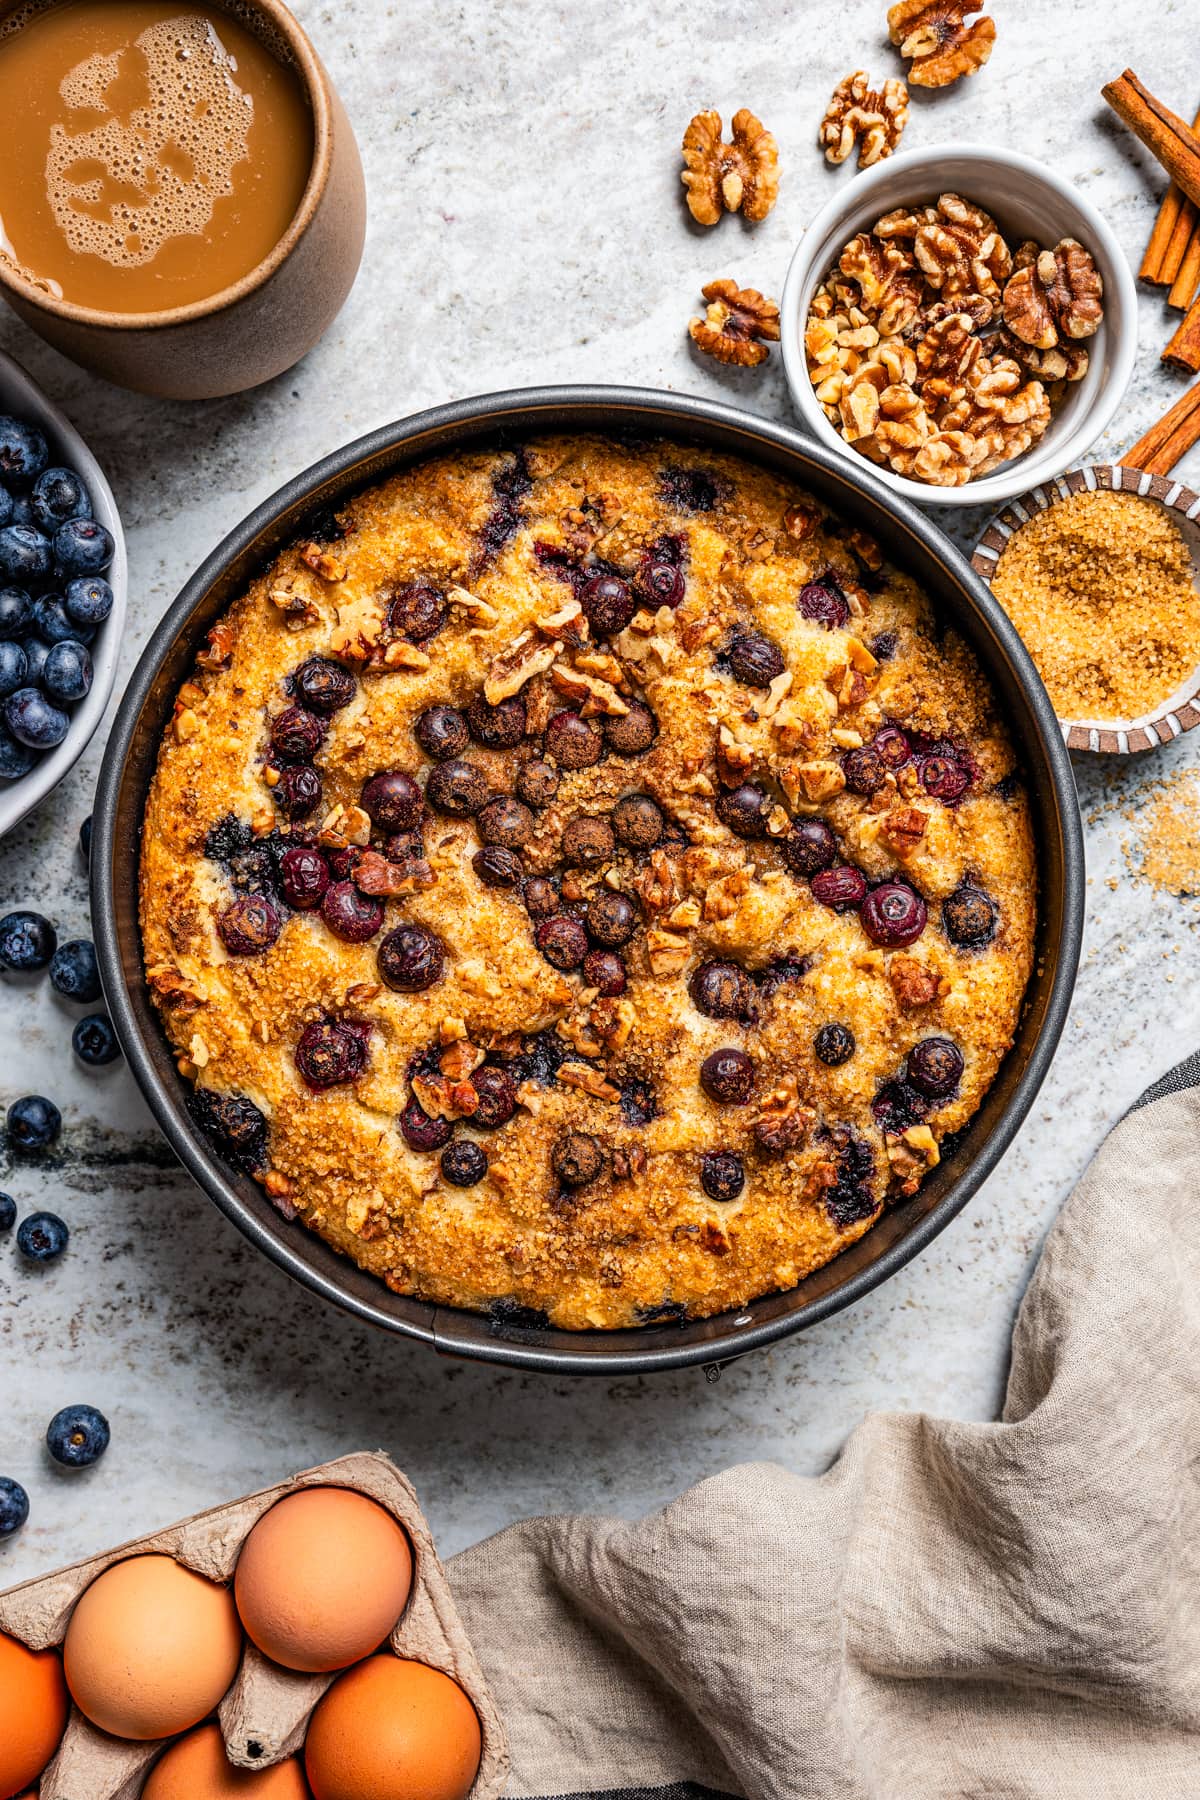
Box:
(140, 434, 1036, 1329)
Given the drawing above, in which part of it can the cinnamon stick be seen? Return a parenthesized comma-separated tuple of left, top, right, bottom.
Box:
(1102, 71, 1200, 210)
(1168, 222, 1200, 309)
(1162, 293, 1200, 373)
(1124, 378, 1200, 472)
(1141, 104, 1200, 283)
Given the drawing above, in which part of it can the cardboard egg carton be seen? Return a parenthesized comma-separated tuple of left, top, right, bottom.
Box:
(0, 1451, 508, 1800)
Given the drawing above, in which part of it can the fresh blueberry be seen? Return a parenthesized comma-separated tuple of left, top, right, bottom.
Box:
(0, 488, 11, 530)
(8, 493, 34, 529)
(46, 1403, 110, 1468)
(0, 727, 36, 780)
(0, 1476, 29, 1539)
(42, 639, 92, 704)
(0, 415, 49, 487)
(31, 466, 92, 532)
(16, 1209, 68, 1258)
(73, 1013, 121, 1065)
(0, 910, 57, 970)
(0, 639, 27, 697)
(31, 593, 89, 645)
(7, 1095, 62, 1153)
(0, 586, 30, 638)
(79, 814, 92, 865)
(0, 524, 53, 584)
(53, 517, 114, 578)
(21, 637, 50, 684)
(49, 938, 101, 1002)
(0, 1193, 15, 1231)
(5, 687, 69, 749)
(64, 576, 113, 630)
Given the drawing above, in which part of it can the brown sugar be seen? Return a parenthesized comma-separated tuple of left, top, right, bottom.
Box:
(990, 490, 1200, 722)
(1123, 768, 1200, 896)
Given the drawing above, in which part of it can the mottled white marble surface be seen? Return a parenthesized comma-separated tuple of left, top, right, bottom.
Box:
(2, 0, 1199, 1584)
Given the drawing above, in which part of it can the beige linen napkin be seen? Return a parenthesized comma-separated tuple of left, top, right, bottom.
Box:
(448, 1062, 1200, 1799)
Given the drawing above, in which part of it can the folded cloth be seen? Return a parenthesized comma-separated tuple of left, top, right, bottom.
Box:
(448, 1062, 1200, 1800)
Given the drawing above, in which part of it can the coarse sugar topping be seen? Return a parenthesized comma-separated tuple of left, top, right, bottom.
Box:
(990, 491, 1200, 723)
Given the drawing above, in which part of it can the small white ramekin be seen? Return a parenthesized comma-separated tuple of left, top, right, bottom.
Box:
(0, 348, 127, 838)
(780, 143, 1138, 509)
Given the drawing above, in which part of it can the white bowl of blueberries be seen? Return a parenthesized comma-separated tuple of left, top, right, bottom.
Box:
(0, 348, 126, 837)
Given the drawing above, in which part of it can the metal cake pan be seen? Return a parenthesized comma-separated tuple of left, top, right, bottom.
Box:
(92, 386, 1084, 1376)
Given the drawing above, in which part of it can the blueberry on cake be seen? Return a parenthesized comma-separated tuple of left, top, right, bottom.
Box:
(140, 435, 1036, 1329)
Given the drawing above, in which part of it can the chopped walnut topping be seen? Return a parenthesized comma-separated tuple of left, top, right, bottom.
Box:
(449, 584, 499, 627)
(646, 927, 691, 975)
(197, 622, 235, 671)
(753, 1078, 814, 1156)
(173, 705, 199, 744)
(634, 851, 677, 914)
(412, 1071, 480, 1120)
(318, 803, 371, 847)
(556, 1060, 621, 1101)
(703, 866, 752, 922)
(380, 640, 431, 671)
(439, 1039, 486, 1081)
(550, 661, 629, 715)
(888, 954, 946, 1011)
(887, 0, 995, 88)
(689, 279, 781, 368)
(300, 543, 347, 582)
(681, 107, 780, 226)
(887, 1122, 941, 1193)
(820, 71, 909, 168)
(269, 584, 320, 630)
(612, 1144, 648, 1182)
(879, 805, 928, 857)
(783, 502, 821, 541)
(557, 1013, 606, 1059)
(485, 636, 559, 704)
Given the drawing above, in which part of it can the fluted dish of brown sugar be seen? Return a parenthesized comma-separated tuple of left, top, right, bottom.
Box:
(973, 467, 1200, 752)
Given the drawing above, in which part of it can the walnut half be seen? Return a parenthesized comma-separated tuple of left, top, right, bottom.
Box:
(681, 108, 780, 226)
(1002, 239, 1104, 349)
(688, 279, 781, 368)
(819, 71, 909, 168)
(887, 0, 995, 89)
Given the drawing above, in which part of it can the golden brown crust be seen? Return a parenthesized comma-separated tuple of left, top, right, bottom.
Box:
(140, 435, 1035, 1329)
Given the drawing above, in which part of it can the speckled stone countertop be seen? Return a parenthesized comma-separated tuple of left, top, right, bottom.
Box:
(2, 0, 1199, 1581)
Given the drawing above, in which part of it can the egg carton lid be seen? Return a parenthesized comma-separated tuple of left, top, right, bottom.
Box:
(0, 1450, 508, 1800)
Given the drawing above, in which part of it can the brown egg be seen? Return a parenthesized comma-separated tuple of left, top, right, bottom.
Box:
(0, 1631, 68, 1800)
(143, 1723, 311, 1797)
(235, 1488, 413, 1674)
(304, 1657, 482, 1800)
(63, 1554, 242, 1740)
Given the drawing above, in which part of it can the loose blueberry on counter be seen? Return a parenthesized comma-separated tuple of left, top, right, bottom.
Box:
(0, 1193, 14, 1232)
(441, 1139, 488, 1186)
(41, 639, 92, 705)
(52, 517, 113, 578)
(46, 1403, 110, 1468)
(5, 686, 69, 749)
(0, 1476, 29, 1539)
(377, 922, 446, 991)
(942, 882, 998, 949)
(782, 818, 837, 878)
(860, 881, 927, 948)
(415, 703, 469, 761)
(0, 639, 26, 697)
(8, 1095, 62, 1153)
(700, 1048, 754, 1105)
(0, 489, 10, 529)
(0, 727, 36, 780)
(0, 584, 31, 638)
(31, 592, 89, 645)
(8, 492, 34, 527)
(701, 1150, 745, 1202)
(0, 523, 53, 584)
(810, 865, 867, 912)
(49, 937, 101, 1002)
(907, 1036, 964, 1099)
(73, 1014, 121, 1065)
(689, 959, 754, 1021)
(399, 1094, 454, 1152)
(0, 909, 57, 971)
(602, 699, 658, 757)
(814, 1022, 855, 1066)
(30, 466, 91, 532)
(16, 1209, 68, 1259)
(0, 415, 49, 486)
(79, 814, 92, 864)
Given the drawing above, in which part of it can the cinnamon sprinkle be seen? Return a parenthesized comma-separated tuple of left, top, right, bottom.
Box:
(990, 491, 1200, 721)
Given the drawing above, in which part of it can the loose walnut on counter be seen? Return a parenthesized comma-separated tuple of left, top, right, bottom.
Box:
(688, 278, 781, 367)
(819, 71, 910, 168)
(681, 108, 780, 225)
(886, 0, 996, 89)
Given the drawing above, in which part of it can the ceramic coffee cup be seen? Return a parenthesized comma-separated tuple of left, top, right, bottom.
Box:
(0, 0, 366, 400)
